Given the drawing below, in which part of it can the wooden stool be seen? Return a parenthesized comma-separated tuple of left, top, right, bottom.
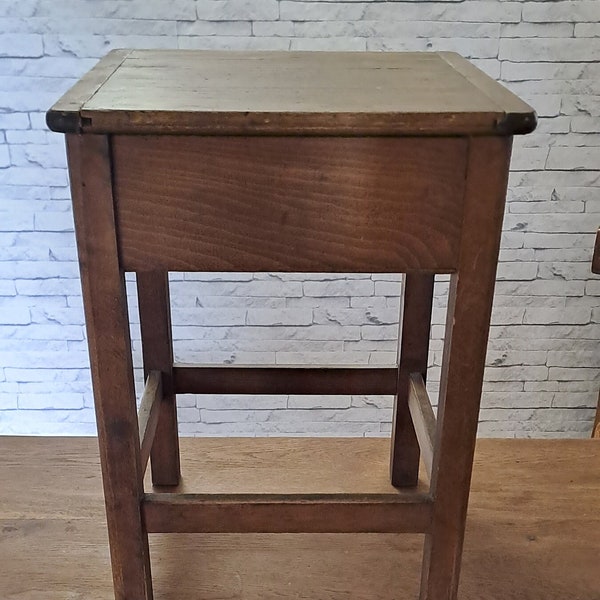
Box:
(47, 50, 536, 600)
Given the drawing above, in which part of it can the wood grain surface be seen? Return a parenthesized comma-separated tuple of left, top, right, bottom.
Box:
(112, 135, 467, 273)
(66, 134, 153, 599)
(172, 365, 398, 395)
(390, 273, 435, 487)
(1, 438, 598, 600)
(421, 137, 513, 600)
(137, 271, 181, 486)
(46, 50, 536, 136)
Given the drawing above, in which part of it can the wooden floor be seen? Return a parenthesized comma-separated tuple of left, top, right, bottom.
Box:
(1, 437, 598, 599)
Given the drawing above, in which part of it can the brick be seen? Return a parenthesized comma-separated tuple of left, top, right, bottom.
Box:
(288, 395, 350, 409)
(362, 1, 522, 23)
(547, 350, 599, 368)
(246, 309, 312, 326)
(177, 21, 252, 36)
(18, 393, 83, 409)
(0, 212, 34, 231)
(561, 95, 600, 116)
(549, 367, 600, 381)
(509, 147, 548, 171)
(0, 145, 9, 168)
(523, 308, 591, 325)
(575, 23, 600, 36)
(481, 392, 553, 409)
(552, 392, 597, 408)
(196, 0, 278, 20)
(538, 262, 595, 281)
(0, 112, 30, 129)
(522, 1, 600, 23)
(313, 308, 398, 326)
(496, 262, 538, 280)
(501, 23, 574, 37)
(0, 281, 16, 296)
(177, 407, 200, 422)
(196, 395, 287, 410)
(506, 213, 597, 234)
(253, 21, 294, 36)
(546, 147, 600, 171)
(42, 34, 178, 58)
(367, 37, 498, 59)
(179, 36, 290, 50)
(571, 116, 600, 133)
(303, 280, 374, 297)
(0, 167, 68, 187)
(15, 278, 81, 296)
(0, 307, 30, 325)
(171, 308, 246, 327)
(34, 0, 196, 20)
(586, 280, 600, 295)
(360, 324, 398, 341)
(281, 2, 367, 21)
(275, 351, 368, 365)
(509, 200, 585, 214)
(0, 34, 42, 57)
(10, 144, 67, 169)
(524, 233, 595, 249)
(291, 38, 367, 51)
(502, 61, 600, 82)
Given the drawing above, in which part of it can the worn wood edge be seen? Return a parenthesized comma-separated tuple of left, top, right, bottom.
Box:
(439, 52, 537, 135)
(172, 365, 398, 395)
(592, 227, 600, 274)
(46, 49, 131, 133)
(142, 492, 433, 534)
(76, 108, 521, 137)
(407, 373, 437, 482)
(138, 370, 162, 475)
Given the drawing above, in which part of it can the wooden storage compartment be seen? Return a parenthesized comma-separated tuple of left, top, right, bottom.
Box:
(112, 135, 467, 273)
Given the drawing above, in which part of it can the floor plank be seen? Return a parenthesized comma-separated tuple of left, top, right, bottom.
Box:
(1, 437, 598, 599)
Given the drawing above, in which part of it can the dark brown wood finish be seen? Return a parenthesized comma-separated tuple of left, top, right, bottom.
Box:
(420, 136, 513, 600)
(390, 274, 435, 487)
(407, 373, 437, 481)
(65, 134, 153, 600)
(138, 371, 162, 476)
(143, 493, 432, 534)
(112, 136, 467, 273)
(592, 227, 600, 274)
(173, 365, 397, 395)
(50, 51, 537, 600)
(46, 50, 536, 136)
(137, 272, 181, 486)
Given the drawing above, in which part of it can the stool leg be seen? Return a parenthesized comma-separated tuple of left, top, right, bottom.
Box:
(390, 273, 434, 487)
(137, 271, 181, 486)
(420, 136, 512, 600)
(67, 133, 153, 599)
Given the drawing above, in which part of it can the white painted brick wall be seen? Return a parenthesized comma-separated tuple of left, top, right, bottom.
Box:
(0, 0, 599, 438)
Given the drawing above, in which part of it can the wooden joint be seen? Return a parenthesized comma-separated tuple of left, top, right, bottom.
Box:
(173, 365, 397, 396)
(142, 492, 433, 534)
(138, 370, 163, 475)
(407, 373, 437, 481)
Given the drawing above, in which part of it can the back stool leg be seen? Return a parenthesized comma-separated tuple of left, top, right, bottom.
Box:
(137, 271, 181, 486)
(390, 273, 435, 487)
